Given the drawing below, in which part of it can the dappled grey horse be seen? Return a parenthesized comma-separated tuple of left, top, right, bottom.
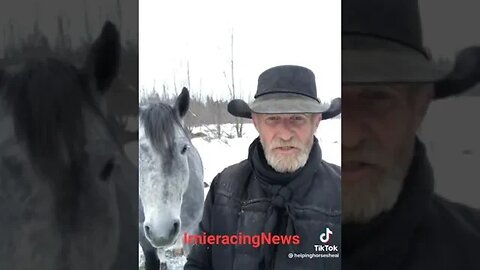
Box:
(139, 88, 204, 270)
(0, 22, 137, 270)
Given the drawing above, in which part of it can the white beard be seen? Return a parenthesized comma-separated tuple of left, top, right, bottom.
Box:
(261, 138, 313, 173)
(342, 173, 404, 223)
(265, 147, 309, 173)
(342, 140, 414, 224)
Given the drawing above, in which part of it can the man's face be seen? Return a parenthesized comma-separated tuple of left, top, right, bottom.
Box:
(252, 113, 322, 173)
(342, 83, 433, 223)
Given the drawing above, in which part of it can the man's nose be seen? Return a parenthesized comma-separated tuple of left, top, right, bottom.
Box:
(277, 121, 295, 141)
(342, 105, 368, 148)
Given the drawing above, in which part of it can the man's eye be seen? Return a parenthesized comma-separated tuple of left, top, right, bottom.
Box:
(266, 116, 280, 123)
(357, 89, 397, 114)
(361, 90, 392, 100)
(292, 116, 306, 121)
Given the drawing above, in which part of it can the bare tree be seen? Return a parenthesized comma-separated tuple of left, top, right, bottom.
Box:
(187, 61, 192, 90)
(224, 30, 244, 138)
(204, 95, 224, 139)
(4, 20, 17, 58)
(161, 83, 170, 101)
(115, 0, 123, 33)
(183, 63, 196, 137)
(173, 72, 178, 96)
(214, 98, 223, 139)
(83, 0, 93, 44)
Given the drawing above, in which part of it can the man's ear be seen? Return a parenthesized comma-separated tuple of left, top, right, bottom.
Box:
(252, 113, 260, 131)
(313, 113, 322, 130)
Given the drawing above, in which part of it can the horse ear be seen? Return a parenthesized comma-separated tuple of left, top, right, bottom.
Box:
(83, 21, 121, 94)
(175, 87, 190, 118)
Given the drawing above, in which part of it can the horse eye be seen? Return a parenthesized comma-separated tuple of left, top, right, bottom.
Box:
(181, 144, 189, 155)
(100, 158, 115, 181)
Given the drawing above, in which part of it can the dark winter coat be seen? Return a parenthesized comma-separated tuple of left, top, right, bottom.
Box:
(343, 139, 480, 270)
(184, 138, 341, 270)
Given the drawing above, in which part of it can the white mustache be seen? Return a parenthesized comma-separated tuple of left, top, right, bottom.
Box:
(269, 139, 304, 151)
(342, 142, 389, 166)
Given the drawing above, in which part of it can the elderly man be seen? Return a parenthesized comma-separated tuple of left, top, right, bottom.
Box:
(342, 0, 480, 269)
(184, 65, 341, 270)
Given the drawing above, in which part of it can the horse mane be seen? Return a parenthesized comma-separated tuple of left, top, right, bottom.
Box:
(140, 101, 191, 161)
(2, 58, 92, 228)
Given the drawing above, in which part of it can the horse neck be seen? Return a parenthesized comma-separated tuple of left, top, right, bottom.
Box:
(186, 143, 203, 180)
(0, 106, 61, 269)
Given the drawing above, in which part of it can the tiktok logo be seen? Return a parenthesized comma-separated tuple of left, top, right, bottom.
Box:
(319, 227, 333, 243)
(314, 227, 338, 253)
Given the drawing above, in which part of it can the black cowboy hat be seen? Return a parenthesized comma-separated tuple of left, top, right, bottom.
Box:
(343, 0, 480, 98)
(227, 65, 341, 120)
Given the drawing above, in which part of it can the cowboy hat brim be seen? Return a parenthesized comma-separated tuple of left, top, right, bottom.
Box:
(434, 46, 480, 98)
(343, 36, 480, 99)
(250, 93, 329, 114)
(342, 35, 448, 85)
(228, 95, 341, 120)
(342, 49, 447, 84)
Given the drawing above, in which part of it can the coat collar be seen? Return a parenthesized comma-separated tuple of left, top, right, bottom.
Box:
(342, 138, 435, 270)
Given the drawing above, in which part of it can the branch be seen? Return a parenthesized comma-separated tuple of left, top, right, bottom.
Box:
(223, 71, 233, 97)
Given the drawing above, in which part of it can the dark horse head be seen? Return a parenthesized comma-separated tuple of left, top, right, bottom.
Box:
(0, 22, 136, 270)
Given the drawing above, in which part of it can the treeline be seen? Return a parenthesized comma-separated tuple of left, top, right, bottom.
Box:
(141, 90, 250, 139)
(1, 11, 138, 146)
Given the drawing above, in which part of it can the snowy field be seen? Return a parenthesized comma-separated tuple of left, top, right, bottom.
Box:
(193, 119, 341, 193)
(137, 119, 341, 269)
(419, 97, 480, 209)
(135, 97, 480, 269)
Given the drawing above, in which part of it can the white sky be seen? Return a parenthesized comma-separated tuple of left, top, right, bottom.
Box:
(420, 0, 480, 59)
(139, 0, 341, 102)
(3, 0, 480, 101)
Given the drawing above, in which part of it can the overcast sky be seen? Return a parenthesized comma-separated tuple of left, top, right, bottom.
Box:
(420, 0, 480, 59)
(139, 0, 341, 101)
(2, 1, 480, 100)
(140, 0, 480, 101)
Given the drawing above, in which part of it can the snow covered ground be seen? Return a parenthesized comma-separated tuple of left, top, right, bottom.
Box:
(137, 119, 341, 269)
(419, 97, 480, 209)
(134, 98, 480, 269)
(193, 119, 340, 192)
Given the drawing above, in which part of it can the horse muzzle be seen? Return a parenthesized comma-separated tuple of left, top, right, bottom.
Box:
(143, 219, 181, 248)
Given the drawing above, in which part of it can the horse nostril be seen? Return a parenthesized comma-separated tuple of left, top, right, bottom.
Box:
(144, 224, 151, 236)
(171, 220, 180, 236)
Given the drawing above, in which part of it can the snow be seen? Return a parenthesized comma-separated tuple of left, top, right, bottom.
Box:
(419, 97, 480, 208)
(138, 119, 341, 269)
(193, 120, 341, 190)
(136, 97, 480, 269)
